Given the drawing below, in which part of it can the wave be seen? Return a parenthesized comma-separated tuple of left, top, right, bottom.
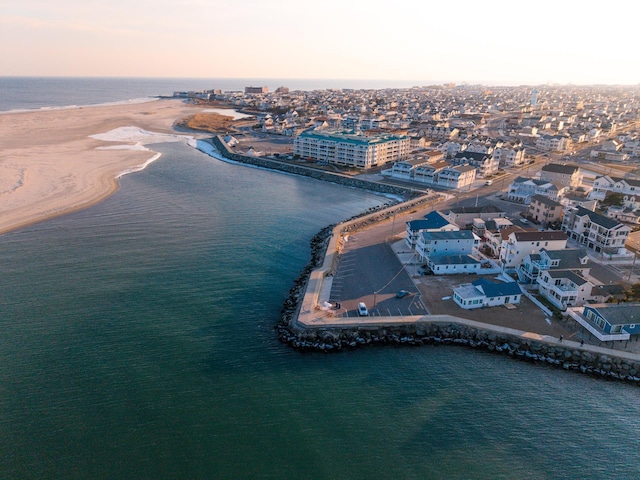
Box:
(116, 153, 163, 179)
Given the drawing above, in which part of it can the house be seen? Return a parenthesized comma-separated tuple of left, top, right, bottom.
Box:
(517, 248, 590, 284)
(435, 164, 476, 189)
(415, 230, 479, 262)
(559, 192, 598, 212)
(451, 151, 499, 178)
(588, 175, 640, 201)
(540, 163, 582, 189)
(500, 230, 568, 270)
(390, 157, 432, 179)
(536, 134, 571, 152)
(507, 177, 563, 204)
(567, 303, 640, 341)
(589, 284, 626, 304)
(537, 269, 594, 311)
(494, 146, 526, 167)
(442, 204, 507, 228)
(606, 205, 640, 225)
(561, 206, 631, 255)
(424, 254, 482, 275)
(473, 218, 513, 257)
(453, 278, 522, 310)
(405, 211, 459, 248)
(527, 195, 563, 226)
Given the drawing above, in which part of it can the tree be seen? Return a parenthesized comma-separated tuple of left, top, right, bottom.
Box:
(625, 282, 640, 301)
(600, 192, 624, 208)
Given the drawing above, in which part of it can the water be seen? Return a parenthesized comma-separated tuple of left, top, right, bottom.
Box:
(0, 77, 425, 112)
(1, 79, 640, 479)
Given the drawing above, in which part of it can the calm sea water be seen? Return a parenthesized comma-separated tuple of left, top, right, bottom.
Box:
(0, 77, 425, 112)
(1, 79, 639, 479)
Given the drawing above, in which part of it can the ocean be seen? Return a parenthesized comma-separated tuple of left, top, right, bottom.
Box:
(1, 78, 639, 479)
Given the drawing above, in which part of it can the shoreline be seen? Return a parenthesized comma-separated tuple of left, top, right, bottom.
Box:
(0, 99, 205, 236)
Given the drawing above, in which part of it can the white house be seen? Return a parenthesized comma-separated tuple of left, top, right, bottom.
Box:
(561, 206, 631, 255)
(500, 230, 568, 270)
(425, 254, 482, 275)
(453, 278, 523, 310)
(537, 269, 593, 311)
(507, 177, 563, 204)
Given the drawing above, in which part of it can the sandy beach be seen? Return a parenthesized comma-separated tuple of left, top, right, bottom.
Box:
(0, 99, 205, 235)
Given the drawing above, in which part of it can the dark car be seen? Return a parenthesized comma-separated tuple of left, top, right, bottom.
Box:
(396, 290, 410, 298)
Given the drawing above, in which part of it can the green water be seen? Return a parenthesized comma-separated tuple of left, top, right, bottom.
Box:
(0, 143, 638, 479)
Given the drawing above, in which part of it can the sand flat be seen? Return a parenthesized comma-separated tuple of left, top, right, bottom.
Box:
(0, 99, 204, 235)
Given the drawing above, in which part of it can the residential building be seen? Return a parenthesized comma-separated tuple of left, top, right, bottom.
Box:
(435, 164, 476, 189)
(494, 146, 527, 167)
(527, 194, 563, 226)
(293, 130, 410, 169)
(540, 163, 582, 189)
(507, 177, 563, 204)
(588, 175, 640, 200)
(567, 303, 640, 341)
(451, 151, 499, 178)
(517, 248, 590, 284)
(537, 269, 593, 310)
(415, 230, 479, 262)
(453, 278, 522, 310)
(606, 205, 640, 225)
(421, 125, 459, 141)
(424, 254, 482, 275)
(561, 206, 631, 255)
(559, 192, 598, 212)
(405, 211, 459, 248)
(442, 204, 507, 228)
(387, 160, 476, 189)
(500, 230, 568, 270)
(536, 134, 571, 152)
(245, 86, 268, 94)
(473, 218, 514, 257)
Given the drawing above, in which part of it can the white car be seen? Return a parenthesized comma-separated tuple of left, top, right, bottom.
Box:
(357, 302, 369, 316)
(519, 218, 529, 224)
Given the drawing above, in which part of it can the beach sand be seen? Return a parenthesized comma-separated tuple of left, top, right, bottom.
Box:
(0, 99, 205, 235)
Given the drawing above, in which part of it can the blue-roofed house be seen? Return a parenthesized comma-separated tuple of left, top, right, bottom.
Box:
(416, 230, 480, 262)
(405, 210, 459, 248)
(453, 278, 523, 309)
(567, 303, 640, 341)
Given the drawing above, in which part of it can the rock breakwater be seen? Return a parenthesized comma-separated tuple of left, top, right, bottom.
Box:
(275, 321, 640, 385)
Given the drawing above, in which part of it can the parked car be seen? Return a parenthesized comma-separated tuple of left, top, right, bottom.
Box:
(484, 180, 493, 186)
(357, 302, 369, 316)
(396, 290, 410, 298)
(519, 218, 529, 224)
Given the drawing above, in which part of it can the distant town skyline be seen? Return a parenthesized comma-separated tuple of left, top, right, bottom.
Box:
(1, 0, 638, 86)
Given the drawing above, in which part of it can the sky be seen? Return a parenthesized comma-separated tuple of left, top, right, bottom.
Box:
(1, 0, 638, 85)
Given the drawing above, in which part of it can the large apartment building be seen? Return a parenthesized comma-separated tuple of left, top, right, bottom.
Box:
(293, 130, 410, 169)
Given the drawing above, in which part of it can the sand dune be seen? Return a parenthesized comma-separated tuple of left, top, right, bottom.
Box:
(0, 99, 204, 235)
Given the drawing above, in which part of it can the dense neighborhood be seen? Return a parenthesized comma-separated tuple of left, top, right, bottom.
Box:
(184, 83, 640, 345)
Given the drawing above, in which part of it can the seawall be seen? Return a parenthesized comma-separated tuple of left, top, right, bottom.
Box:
(209, 136, 422, 198)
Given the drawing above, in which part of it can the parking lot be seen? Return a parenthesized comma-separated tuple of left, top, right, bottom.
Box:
(329, 232, 428, 318)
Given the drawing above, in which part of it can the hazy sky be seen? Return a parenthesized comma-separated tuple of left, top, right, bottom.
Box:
(1, 0, 637, 85)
